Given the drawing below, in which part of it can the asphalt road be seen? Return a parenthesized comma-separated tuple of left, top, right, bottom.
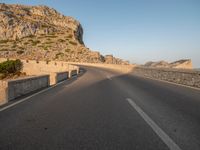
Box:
(0, 66, 200, 150)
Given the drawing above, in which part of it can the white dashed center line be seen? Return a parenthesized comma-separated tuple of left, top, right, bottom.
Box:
(126, 98, 182, 150)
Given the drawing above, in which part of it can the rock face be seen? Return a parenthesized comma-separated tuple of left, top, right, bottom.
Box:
(0, 4, 83, 43)
(0, 3, 128, 64)
(144, 61, 169, 68)
(170, 59, 193, 69)
(144, 59, 193, 69)
(104, 55, 129, 65)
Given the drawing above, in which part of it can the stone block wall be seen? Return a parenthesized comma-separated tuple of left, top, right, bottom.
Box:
(21, 60, 69, 75)
(70, 62, 135, 73)
(0, 75, 50, 104)
(0, 58, 77, 76)
(0, 58, 80, 105)
(133, 67, 200, 88)
(56, 72, 69, 83)
(50, 72, 69, 85)
(0, 58, 79, 84)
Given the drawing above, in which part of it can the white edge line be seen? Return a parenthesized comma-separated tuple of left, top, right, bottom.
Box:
(126, 98, 182, 150)
(133, 74, 200, 91)
(0, 75, 78, 112)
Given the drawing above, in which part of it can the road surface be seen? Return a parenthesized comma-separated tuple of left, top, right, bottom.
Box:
(0, 66, 200, 150)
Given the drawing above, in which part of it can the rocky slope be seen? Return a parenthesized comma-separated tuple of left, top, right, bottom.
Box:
(144, 59, 193, 69)
(0, 3, 128, 64)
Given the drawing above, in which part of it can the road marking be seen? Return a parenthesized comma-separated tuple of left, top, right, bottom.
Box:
(0, 76, 77, 112)
(126, 98, 182, 150)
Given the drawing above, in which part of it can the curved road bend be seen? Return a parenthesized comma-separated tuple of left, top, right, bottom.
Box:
(0, 66, 200, 150)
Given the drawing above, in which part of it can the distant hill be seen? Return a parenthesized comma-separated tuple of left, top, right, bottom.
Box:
(0, 3, 128, 64)
(143, 59, 193, 69)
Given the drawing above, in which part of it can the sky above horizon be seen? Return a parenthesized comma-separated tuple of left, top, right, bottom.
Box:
(2, 0, 200, 67)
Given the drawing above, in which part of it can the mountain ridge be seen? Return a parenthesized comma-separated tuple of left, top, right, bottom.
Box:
(0, 3, 128, 64)
(143, 59, 193, 69)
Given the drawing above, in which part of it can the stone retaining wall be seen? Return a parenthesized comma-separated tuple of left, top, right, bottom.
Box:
(0, 58, 79, 85)
(133, 67, 200, 88)
(21, 60, 70, 75)
(0, 58, 78, 76)
(0, 58, 80, 105)
(70, 62, 135, 73)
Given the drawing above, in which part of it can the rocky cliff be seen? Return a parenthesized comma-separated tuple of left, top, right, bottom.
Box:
(0, 3, 128, 64)
(144, 59, 193, 69)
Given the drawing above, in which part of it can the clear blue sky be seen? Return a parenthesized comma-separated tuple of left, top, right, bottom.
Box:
(2, 0, 200, 67)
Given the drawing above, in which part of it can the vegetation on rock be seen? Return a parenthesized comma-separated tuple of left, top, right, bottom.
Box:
(143, 59, 193, 69)
(0, 59, 23, 79)
(0, 3, 129, 64)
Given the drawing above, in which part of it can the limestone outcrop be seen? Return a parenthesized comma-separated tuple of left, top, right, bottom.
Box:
(170, 59, 193, 69)
(0, 3, 128, 64)
(144, 59, 193, 69)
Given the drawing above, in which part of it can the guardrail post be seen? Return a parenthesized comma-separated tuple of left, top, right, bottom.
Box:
(68, 70, 72, 78)
(0, 81, 8, 105)
(77, 67, 80, 74)
(50, 73, 57, 85)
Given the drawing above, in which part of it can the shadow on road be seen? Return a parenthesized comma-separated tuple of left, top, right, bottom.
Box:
(0, 68, 87, 109)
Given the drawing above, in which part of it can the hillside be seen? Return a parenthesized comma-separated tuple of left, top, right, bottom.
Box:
(0, 3, 128, 64)
(144, 59, 193, 69)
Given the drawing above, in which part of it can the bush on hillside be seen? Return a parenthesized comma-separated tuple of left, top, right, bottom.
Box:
(69, 40, 77, 45)
(0, 59, 23, 74)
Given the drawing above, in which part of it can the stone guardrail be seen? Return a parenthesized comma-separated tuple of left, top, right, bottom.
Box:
(56, 71, 69, 84)
(0, 75, 49, 105)
(0, 58, 80, 105)
(133, 67, 200, 88)
(0, 58, 79, 85)
(0, 69, 79, 105)
(69, 62, 135, 73)
(50, 71, 69, 85)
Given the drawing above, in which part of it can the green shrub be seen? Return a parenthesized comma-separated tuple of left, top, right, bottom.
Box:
(57, 39, 65, 43)
(0, 59, 23, 74)
(49, 33, 56, 35)
(17, 46, 24, 49)
(45, 35, 58, 38)
(46, 60, 50, 64)
(17, 50, 24, 54)
(55, 52, 64, 59)
(0, 49, 8, 51)
(44, 41, 54, 44)
(43, 46, 48, 50)
(22, 35, 35, 39)
(24, 42, 29, 45)
(65, 49, 71, 52)
(12, 44, 17, 48)
(28, 39, 34, 42)
(69, 40, 77, 45)
(41, 24, 49, 28)
(65, 34, 73, 39)
(32, 40, 41, 46)
(0, 40, 9, 44)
